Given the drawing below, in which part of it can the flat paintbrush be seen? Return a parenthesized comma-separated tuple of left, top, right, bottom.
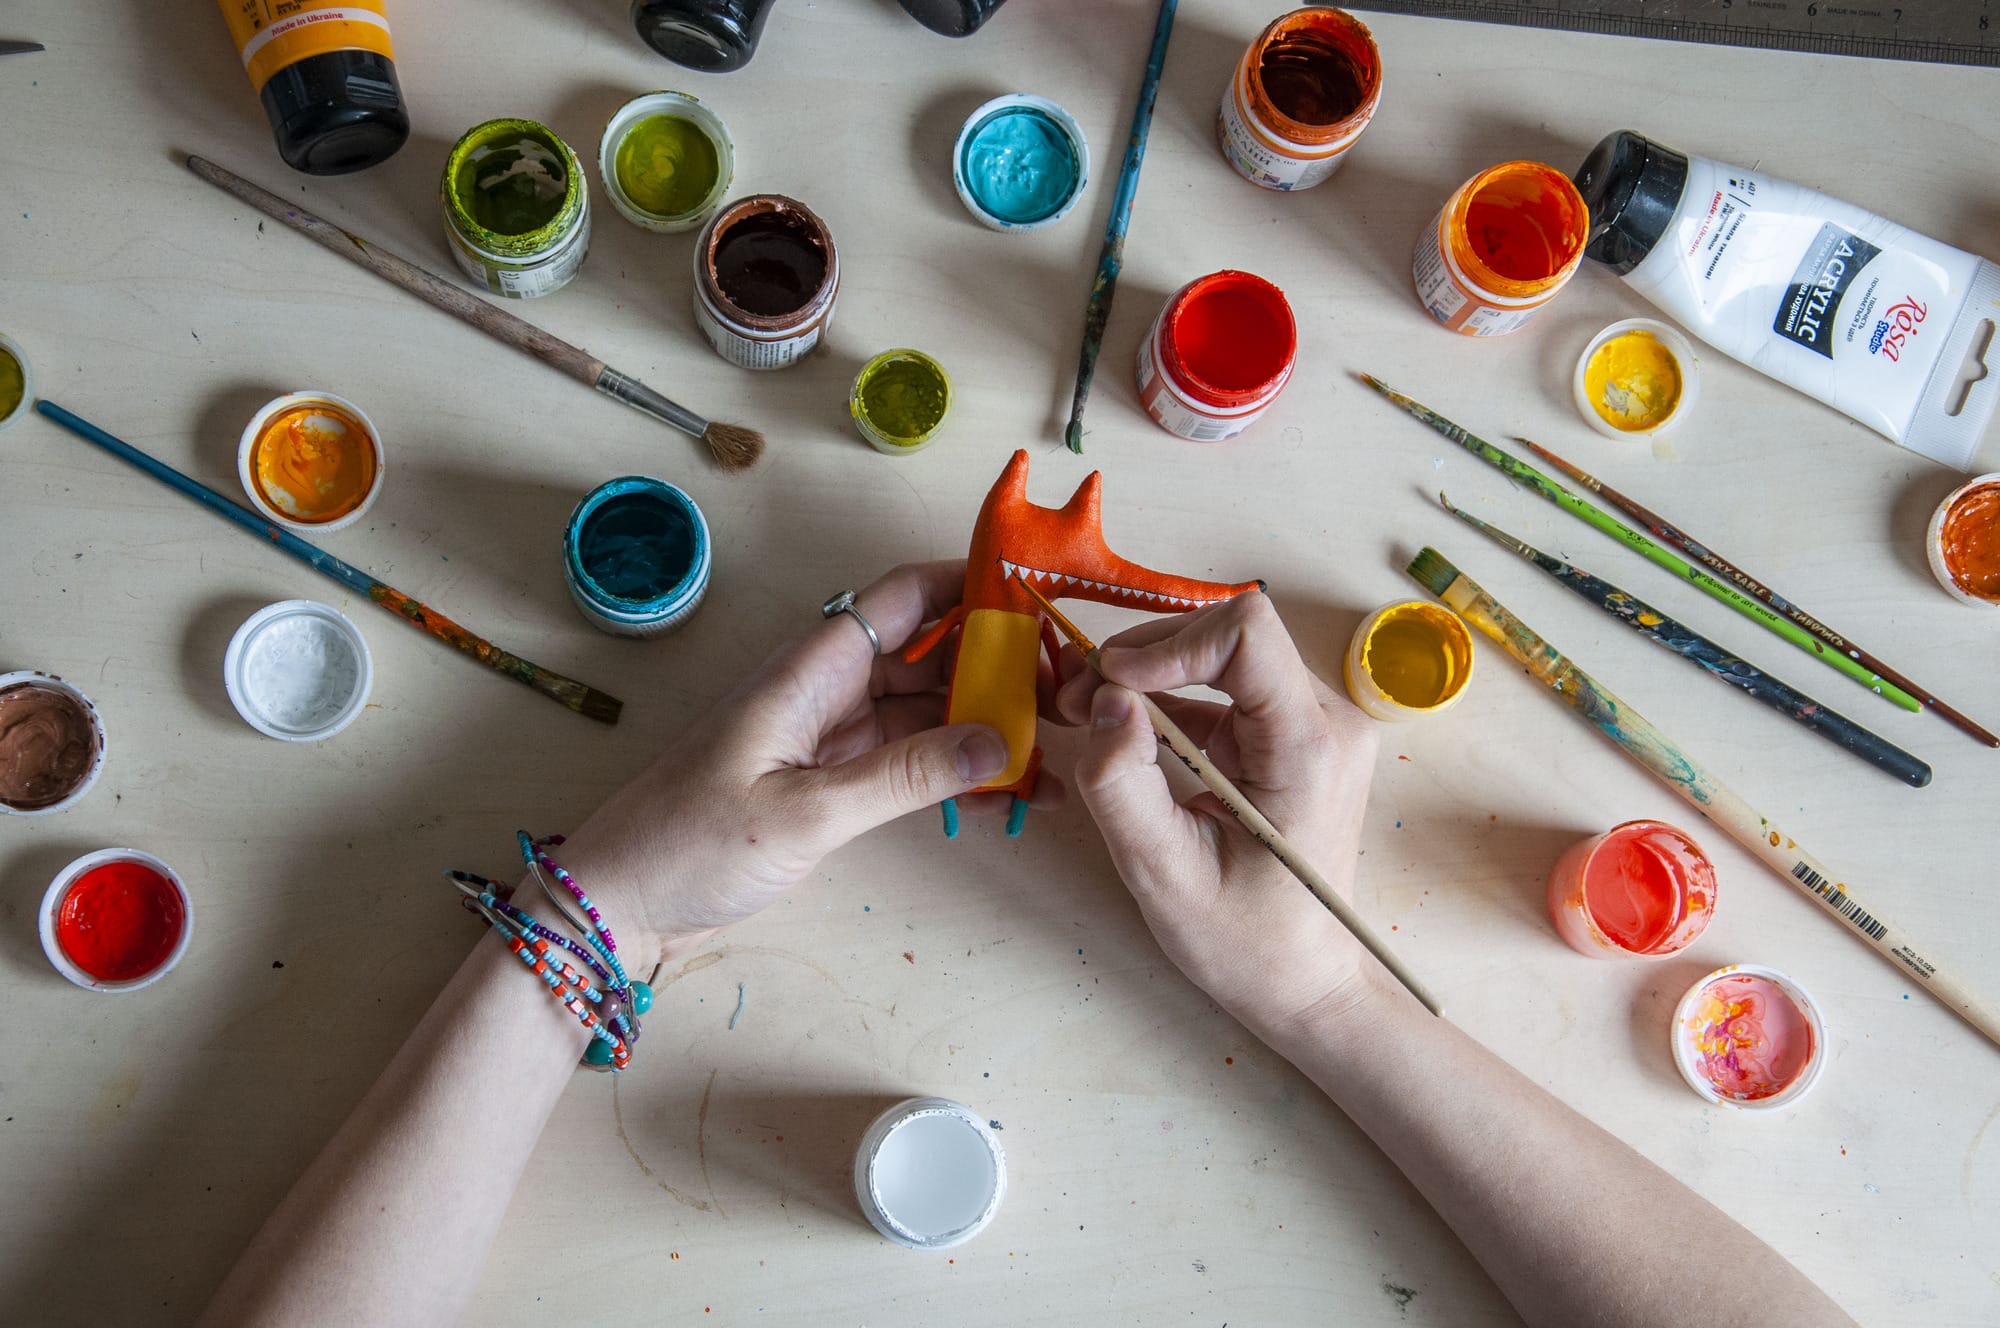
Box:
(1438, 492, 1931, 788)
(1360, 373, 1924, 713)
(1015, 574, 1443, 1017)
(184, 154, 761, 472)
(36, 401, 623, 725)
(1518, 436, 1998, 749)
(1406, 545, 1999, 1050)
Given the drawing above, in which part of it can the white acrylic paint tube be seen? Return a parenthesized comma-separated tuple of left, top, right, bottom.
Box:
(1573, 130, 2000, 472)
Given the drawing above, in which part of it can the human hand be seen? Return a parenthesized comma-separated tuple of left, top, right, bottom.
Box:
(1054, 592, 1382, 1044)
(555, 560, 1062, 967)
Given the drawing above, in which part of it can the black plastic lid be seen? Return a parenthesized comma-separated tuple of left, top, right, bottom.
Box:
(631, 0, 776, 72)
(898, 0, 1007, 37)
(1572, 130, 1689, 275)
(259, 50, 408, 176)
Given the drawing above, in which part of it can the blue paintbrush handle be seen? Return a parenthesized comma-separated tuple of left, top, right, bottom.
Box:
(36, 399, 382, 600)
(1064, 0, 1178, 453)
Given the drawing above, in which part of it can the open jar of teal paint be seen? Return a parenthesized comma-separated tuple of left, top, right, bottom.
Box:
(441, 117, 591, 299)
(952, 94, 1089, 232)
(598, 91, 735, 233)
(562, 476, 712, 637)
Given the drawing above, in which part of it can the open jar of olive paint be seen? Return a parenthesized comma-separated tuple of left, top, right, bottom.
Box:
(441, 117, 592, 299)
(599, 91, 734, 233)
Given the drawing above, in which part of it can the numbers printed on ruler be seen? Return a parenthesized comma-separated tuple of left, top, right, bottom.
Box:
(1790, 860, 1887, 940)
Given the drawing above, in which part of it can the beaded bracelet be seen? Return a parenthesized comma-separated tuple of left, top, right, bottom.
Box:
(448, 873, 644, 1049)
(444, 835, 656, 1073)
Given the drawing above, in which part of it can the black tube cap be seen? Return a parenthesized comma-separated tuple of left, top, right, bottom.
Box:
(631, 0, 776, 72)
(1572, 130, 1689, 276)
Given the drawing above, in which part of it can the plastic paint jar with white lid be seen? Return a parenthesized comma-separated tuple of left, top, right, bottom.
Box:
(1217, 7, 1381, 192)
(1341, 599, 1474, 722)
(693, 194, 840, 371)
(441, 117, 592, 299)
(1136, 270, 1297, 441)
(598, 91, 734, 234)
(563, 476, 712, 637)
(1671, 964, 1827, 1111)
(1413, 160, 1589, 336)
(223, 600, 374, 742)
(853, 1097, 1006, 1250)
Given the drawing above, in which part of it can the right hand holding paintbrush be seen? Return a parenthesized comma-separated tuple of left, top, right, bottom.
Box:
(1053, 593, 1388, 1043)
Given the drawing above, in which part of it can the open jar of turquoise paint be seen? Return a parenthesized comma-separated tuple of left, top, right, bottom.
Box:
(952, 94, 1089, 232)
(562, 476, 712, 637)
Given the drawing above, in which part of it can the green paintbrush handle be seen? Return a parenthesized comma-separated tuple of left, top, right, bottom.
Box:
(1361, 375, 1923, 712)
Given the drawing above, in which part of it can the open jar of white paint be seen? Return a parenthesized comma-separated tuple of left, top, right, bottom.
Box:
(853, 1097, 1006, 1250)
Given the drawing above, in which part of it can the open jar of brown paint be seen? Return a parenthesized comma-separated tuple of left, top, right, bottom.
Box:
(692, 194, 840, 371)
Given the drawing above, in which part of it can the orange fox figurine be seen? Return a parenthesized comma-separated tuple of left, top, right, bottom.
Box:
(903, 449, 1262, 837)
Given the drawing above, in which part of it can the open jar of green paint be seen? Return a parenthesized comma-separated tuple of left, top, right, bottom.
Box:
(851, 350, 952, 454)
(440, 117, 591, 299)
(599, 91, 734, 234)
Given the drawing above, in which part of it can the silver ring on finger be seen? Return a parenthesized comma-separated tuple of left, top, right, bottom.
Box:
(821, 590, 882, 656)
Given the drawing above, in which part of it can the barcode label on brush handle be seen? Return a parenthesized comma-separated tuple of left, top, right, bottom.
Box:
(1792, 860, 1888, 941)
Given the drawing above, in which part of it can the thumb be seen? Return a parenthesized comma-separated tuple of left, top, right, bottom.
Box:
(1074, 686, 1202, 897)
(804, 722, 1010, 847)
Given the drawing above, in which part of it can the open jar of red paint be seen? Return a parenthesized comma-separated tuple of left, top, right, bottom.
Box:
(1136, 270, 1297, 442)
(1546, 820, 1715, 959)
(39, 849, 192, 992)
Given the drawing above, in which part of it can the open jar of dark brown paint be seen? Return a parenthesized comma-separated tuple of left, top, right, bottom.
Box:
(692, 194, 840, 371)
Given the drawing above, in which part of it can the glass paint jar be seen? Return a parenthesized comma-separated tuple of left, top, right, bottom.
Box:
(1217, 7, 1381, 192)
(1341, 599, 1474, 722)
(563, 476, 712, 637)
(851, 349, 952, 454)
(440, 118, 591, 300)
(1413, 160, 1588, 336)
(599, 91, 734, 234)
(1136, 270, 1296, 441)
(693, 194, 840, 371)
(1547, 820, 1717, 959)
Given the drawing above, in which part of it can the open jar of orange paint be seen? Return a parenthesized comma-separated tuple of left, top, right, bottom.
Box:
(1547, 820, 1716, 959)
(237, 391, 385, 535)
(1413, 160, 1588, 336)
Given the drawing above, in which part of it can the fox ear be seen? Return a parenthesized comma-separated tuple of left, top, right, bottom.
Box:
(1060, 471, 1103, 524)
(992, 449, 1032, 502)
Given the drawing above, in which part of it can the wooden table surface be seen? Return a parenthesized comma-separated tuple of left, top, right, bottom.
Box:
(3, 2, 1997, 1323)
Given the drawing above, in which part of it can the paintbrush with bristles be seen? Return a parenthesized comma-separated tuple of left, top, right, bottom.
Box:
(1405, 545, 2000, 1049)
(1015, 573, 1443, 1017)
(185, 154, 762, 472)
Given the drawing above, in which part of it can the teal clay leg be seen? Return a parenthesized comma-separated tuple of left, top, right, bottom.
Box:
(1005, 797, 1028, 838)
(942, 798, 961, 839)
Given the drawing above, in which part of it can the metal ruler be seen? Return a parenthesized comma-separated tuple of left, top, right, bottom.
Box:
(1346, 1, 2000, 67)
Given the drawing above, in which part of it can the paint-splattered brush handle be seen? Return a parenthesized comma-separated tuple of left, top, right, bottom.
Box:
(1410, 549, 2000, 1051)
(35, 400, 622, 725)
(1064, 0, 1178, 453)
(1443, 499, 1933, 788)
(1520, 438, 1999, 748)
(1360, 375, 1926, 712)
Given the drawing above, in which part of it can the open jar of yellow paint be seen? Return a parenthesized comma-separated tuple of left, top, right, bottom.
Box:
(1572, 318, 1700, 440)
(237, 391, 385, 535)
(1342, 599, 1475, 723)
(599, 91, 734, 234)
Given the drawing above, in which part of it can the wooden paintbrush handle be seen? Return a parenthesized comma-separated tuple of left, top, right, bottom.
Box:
(1135, 691, 1445, 1017)
(185, 155, 606, 387)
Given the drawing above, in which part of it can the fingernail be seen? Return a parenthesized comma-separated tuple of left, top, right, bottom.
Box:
(956, 729, 1009, 781)
(1092, 685, 1133, 728)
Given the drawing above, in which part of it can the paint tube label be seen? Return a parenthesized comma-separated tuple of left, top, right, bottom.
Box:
(217, 1, 394, 93)
(1621, 152, 2000, 469)
(1412, 207, 1554, 337)
(443, 207, 590, 300)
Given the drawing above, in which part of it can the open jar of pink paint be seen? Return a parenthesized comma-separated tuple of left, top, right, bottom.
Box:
(1546, 819, 1715, 958)
(1671, 964, 1827, 1110)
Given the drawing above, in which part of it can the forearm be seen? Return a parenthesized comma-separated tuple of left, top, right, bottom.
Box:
(199, 932, 590, 1327)
(1268, 973, 1856, 1328)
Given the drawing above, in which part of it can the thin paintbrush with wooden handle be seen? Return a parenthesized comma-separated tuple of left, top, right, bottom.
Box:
(1015, 574, 1443, 1017)
(1407, 546, 1999, 1050)
(185, 154, 761, 471)
(1518, 436, 1998, 748)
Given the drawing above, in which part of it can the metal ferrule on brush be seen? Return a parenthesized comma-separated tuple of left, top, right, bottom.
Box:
(596, 367, 706, 439)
